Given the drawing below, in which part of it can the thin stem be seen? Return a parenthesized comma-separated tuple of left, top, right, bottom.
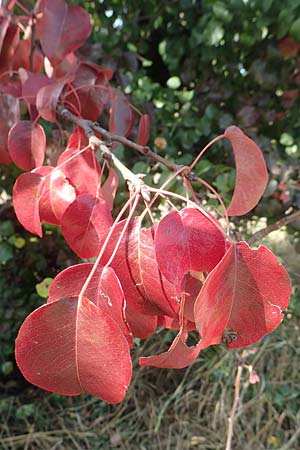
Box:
(78, 192, 140, 302)
(140, 165, 187, 221)
(193, 175, 230, 236)
(189, 134, 225, 172)
(143, 200, 156, 224)
(225, 362, 243, 450)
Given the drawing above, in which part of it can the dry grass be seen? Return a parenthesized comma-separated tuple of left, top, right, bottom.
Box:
(1, 229, 299, 450)
(1, 321, 300, 450)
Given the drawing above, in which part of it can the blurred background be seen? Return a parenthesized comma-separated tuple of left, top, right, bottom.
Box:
(1, 0, 300, 449)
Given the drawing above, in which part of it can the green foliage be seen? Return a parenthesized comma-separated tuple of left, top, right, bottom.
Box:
(78, 0, 300, 222)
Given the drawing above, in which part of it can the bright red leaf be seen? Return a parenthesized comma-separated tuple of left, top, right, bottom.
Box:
(36, 0, 92, 66)
(101, 219, 180, 318)
(12, 172, 44, 237)
(224, 126, 268, 216)
(102, 167, 119, 211)
(8, 121, 46, 171)
(194, 242, 292, 349)
(61, 194, 113, 258)
(139, 330, 201, 369)
(15, 296, 132, 403)
(154, 208, 226, 292)
(57, 146, 101, 197)
(48, 263, 133, 346)
(33, 166, 76, 225)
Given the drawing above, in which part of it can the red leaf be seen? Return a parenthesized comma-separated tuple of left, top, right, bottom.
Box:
(109, 88, 133, 137)
(139, 227, 181, 317)
(61, 194, 113, 258)
(137, 114, 151, 146)
(139, 331, 201, 369)
(8, 121, 46, 171)
(224, 126, 268, 216)
(0, 16, 10, 56)
(15, 296, 132, 403)
(12, 39, 44, 72)
(66, 62, 111, 121)
(154, 208, 226, 291)
(66, 127, 88, 149)
(36, 80, 66, 122)
(48, 263, 133, 346)
(194, 242, 291, 350)
(0, 92, 19, 164)
(101, 219, 179, 318)
(0, 23, 19, 74)
(37, 167, 76, 224)
(21, 71, 52, 106)
(57, 146, 101, 197)
(12, 172, 44, 236)
(36, 0, 91, 66)
(158, 315, 196, 331)
(102, 167, 119, 210)
(279, 37, 299, 58)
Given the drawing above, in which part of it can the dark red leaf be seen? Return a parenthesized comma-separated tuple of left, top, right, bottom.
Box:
(139, 330, 201, 369)
(279, 37, 299, 58)
(61, 194, 113, 258)
(0, 92, 19, 164)
(12, 39, 43, 72)
(194, 242, 292, 350)
(36, 79, 66, 122)
(66, 62, 111, 121)
(0, 23, 19, 74)
(224, 126, 268, 216)
(12, 172, 44, 237)
(8, 121, 46, 171)
(109, 88, 133, 137)
(36, 0, 91, 66)
(154, 208, 226, 292)
(137, 114, 151, 146)
(102, 167, 119, 210)
(15, 296, 132, 403)
(0, 16, 10, 56)
(48, 263, 133, 346)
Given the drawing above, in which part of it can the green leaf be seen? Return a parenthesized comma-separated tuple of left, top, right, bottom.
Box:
(167, 76, 181, 89)
(36, 277, 53, 298)
(0, 242, 13, 263)
(0, 220, 14, 237)
(290, 18, 300, 42)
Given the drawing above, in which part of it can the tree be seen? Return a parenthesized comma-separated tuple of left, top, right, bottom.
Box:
(0, 0, 293, 406)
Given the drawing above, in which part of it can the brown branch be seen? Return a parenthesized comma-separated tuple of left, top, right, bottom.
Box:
(56, 104, 192, 177)
(57, 106, 150, 201)
(248, 210, 300, 246)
